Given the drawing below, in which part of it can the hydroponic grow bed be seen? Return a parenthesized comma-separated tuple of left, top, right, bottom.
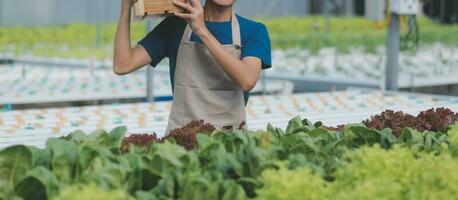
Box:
(1, 89, 457, 148)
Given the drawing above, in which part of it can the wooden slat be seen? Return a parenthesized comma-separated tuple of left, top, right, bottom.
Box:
(133, 0, 145, 18)
(134, 0, 184, 18)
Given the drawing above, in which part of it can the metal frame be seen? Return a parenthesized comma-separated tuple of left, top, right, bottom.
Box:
(265, 74, 379, 92)
(13, 57, 107, 69)
(386, 13, 400, 91)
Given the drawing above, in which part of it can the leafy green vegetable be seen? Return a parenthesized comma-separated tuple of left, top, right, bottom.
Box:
(0, 180, 22, 200)
(257, 165, 328, 200)
(330, 145, 458, 200)
(447, 123, 458, 157)
(54, 184, 134, 200)
(0, 109, 457, 199)
(46, 139, 79, 183)
(15, 167, 59, 200)
(0, 145, 33, 189)
(257, 145, 458, 200)
(27, 146, 51, 168)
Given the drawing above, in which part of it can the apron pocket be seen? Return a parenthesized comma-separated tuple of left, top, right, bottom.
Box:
(182, 87, 246, 128)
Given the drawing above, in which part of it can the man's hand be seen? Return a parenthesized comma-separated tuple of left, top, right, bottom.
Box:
(173, 0, 208, 36)
(172, 0, 262, 92)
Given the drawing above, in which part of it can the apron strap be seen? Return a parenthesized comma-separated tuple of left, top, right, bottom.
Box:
(180, 13, 242, 47)
(181, 25, 193, 43)
(230, 13, 241, 47)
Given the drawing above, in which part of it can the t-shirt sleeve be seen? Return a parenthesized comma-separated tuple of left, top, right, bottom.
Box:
(242, 23, 272, 70)
(138, 18, 171, 67)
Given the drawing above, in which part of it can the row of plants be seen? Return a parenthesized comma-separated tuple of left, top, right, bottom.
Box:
(262, 16, 458, 52)
(258, 143, 458, 200)
(1, 17, 457, 59)
(1, 108, 458, 200)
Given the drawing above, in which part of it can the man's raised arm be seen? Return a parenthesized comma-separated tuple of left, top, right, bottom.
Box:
(113, 0, 151, 75)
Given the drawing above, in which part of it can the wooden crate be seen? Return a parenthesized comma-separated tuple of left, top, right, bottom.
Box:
(133, 0, 185, 19)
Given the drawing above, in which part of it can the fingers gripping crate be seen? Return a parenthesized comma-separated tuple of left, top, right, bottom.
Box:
(133, 0, 185, 19)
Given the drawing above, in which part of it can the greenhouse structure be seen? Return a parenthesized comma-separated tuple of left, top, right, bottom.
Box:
(1, 0, 458, 200)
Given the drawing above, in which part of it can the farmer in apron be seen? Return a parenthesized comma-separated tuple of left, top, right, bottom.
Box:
(113, 0, 272, 134)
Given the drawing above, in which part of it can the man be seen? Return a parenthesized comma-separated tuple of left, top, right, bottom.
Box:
(113, 0, 271, 133)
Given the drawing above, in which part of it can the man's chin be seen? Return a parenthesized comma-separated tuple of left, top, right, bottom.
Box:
(209, 0, 236, 7)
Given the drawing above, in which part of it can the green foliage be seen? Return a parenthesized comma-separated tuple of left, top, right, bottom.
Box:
(0, 145, 33, 190)
(447, 123, 458, 157)
(261, 16, 385, 52)
(262, 16, 458, 52)
(15, 167, 59, 200)
(1, 17, 457, 59)
(331, 146, 458, 200)
(256, 166, 328, 200)
(0, 22, 146, 59)
(0, 116, 457, 199)
(54, 184, 134, 200)
(257, 145, 458, 200)
(0, 180, 22, 200)
(46, 139, 79, 183)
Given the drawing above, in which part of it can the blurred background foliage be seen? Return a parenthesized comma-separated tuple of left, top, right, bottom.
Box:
(0, 16, 457, 59)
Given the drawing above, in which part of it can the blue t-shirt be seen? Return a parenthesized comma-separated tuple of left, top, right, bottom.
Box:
(138, 14, 272, 103)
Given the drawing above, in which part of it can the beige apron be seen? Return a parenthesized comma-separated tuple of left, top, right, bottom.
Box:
(165, 13, 247, 134)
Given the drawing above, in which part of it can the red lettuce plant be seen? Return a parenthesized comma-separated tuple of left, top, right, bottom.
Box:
(363, 110, 424, 136)
(327, 108, 458, 136)
(165, 120, 216, 150)
(121, 133, 160, 153)
(323, 124, 346, 132)
(417, 108, 458, 132)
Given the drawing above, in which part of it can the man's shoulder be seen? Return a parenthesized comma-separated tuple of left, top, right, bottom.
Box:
(159, 15, 187, 31)
(236, 14, 267, 33)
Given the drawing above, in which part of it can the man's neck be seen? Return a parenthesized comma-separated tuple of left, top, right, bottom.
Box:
(203, 2, 233, 22)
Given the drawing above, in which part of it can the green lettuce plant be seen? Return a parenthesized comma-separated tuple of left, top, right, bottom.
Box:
(0, 112, 457, 200)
